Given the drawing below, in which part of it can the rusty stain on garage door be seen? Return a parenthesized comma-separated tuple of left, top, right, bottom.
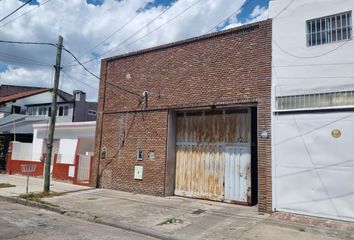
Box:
(174, 110, 251, 202)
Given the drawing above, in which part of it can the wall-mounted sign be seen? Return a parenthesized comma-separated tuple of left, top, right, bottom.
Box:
(260, 129, 269, 139)
(331, 129, 341, 139)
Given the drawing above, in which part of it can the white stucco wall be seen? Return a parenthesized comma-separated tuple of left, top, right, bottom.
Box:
(32, 122, 96, 162)
(12, 141, 39, 162)
(273, 112, 354, 221)
(270, 0, 354, 96)
(32, 129, 44, 161)
(270, 0, 354, 222)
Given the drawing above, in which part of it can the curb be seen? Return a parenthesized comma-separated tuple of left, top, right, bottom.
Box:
(94, 218, 180, 240)
(0, 195, 65, 214)
(0, 194, 180, 240)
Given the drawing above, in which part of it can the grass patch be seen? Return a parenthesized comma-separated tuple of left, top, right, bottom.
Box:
(158, 218, 183, 226)
(18, 192, 64, 207)
(0, 183, 16, 188)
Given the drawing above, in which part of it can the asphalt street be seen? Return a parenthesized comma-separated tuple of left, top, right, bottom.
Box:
(0, 201, 157, 240)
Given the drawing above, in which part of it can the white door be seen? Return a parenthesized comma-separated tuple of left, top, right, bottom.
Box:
(224, 146, 251, 203)
(274, 112, 354, 222)
(77, 155, 91, 183)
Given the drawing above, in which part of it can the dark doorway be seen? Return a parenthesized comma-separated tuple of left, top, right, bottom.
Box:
(11, 106, 21, 114)
(250, 107, 258, 205)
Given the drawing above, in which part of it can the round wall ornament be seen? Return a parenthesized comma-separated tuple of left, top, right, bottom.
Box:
(331, 129, 341, 138)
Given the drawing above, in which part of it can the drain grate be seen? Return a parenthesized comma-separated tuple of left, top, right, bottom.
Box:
(192, 209, 206, 215)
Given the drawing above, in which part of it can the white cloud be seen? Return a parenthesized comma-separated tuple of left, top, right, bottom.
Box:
(224, 4, 269, 30)
(251, 5, 268, 18)
(0, 0, 268, 101)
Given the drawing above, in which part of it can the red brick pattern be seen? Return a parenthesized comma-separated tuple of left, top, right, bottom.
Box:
(52, 154, 75, 182)
(92, 20, 272, 212)
(6, 157, 44, 177)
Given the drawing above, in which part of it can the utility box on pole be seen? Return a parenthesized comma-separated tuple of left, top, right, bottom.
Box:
(44, 35, 63, 193)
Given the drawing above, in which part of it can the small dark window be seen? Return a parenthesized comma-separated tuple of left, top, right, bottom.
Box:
(58, 106, 64, 116)
(88, 110, 96, 116)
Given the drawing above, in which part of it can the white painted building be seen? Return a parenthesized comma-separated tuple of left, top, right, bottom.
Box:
(270, 0, 354, 221)
(32, 121, 96, 163)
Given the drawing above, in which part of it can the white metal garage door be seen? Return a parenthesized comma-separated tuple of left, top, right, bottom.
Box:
(174, 110, 252, 203)
(224, 146, 251, 202)
(273, 112, 354, 222)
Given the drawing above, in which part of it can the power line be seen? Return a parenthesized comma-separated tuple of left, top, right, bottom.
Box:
(120, 0, 258, 64)
(65, 9, 142, 65)
(65, 0, 180, 67)
(62, 70, 98, 90)
(0, 37, 139, 97)
(0, 0, 32, 23)
(66, 0, 258, 68)
(273, 39, 350, 59)
(206, 0, 257, 33)
(272, 0, 296, 19)
(274, 62, 354, 68)
(276, 76, 354, 79)
(63, 47, 141, 97)
(62, 47, 100, 79)
(273, 63, 341, 214)
(0, 0, 52, 28)
(106, 81, 141, 97)
(0, 50, 52, 67)
(98, 0, 261, 102)
(0, 59, 51, 68)
(0, 39, 56, 47)
(270, 0, 348, 60)
(104, 0, 203, 57)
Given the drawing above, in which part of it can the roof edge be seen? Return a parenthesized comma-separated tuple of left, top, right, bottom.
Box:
(33, 121, 96, 128)
(0, 88, 50, 105)
(103, 19, 271, 62)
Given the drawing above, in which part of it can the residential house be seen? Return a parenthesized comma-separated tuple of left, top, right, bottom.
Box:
(270, 0, 354, 221)
(93, 20, 272, 213)
(6, 121, 96, 186)
(0, 85, 98, 171)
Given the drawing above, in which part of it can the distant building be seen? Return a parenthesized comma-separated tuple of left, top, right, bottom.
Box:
(25, 90, 97, 122)
(0, 84, 98, 170)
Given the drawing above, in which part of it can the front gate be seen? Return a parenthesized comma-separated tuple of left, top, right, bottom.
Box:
(224, 146, 251, 203)
(76, 155, 92, 185)
(174, 109, 252, 204)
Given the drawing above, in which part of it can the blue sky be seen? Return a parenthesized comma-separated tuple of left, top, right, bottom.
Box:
(4, 0, 270, 100)
(22, 0, 270, 19)
(84, 0, 269, 21)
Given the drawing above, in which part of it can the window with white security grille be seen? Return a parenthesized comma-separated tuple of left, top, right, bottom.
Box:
(307, 12, 352, 47)
(276, 91, 354, 111)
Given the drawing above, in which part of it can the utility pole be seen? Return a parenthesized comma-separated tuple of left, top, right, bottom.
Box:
(44, 35, 63, 193)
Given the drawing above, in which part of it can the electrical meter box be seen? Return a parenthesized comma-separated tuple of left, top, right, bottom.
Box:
(134, 165, 143, 180)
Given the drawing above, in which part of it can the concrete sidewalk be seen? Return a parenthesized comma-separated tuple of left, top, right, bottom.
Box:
(0, 174, 89, 197)
(41, 189, 353, 240)
(0, 174, 353, 240)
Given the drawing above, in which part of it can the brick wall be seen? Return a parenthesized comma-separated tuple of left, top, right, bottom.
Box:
(92, 20, 272, 212)
(52, 154, 75, 182)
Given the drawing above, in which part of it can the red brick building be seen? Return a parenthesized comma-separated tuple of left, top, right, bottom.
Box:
(92, 19, 272, 212)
